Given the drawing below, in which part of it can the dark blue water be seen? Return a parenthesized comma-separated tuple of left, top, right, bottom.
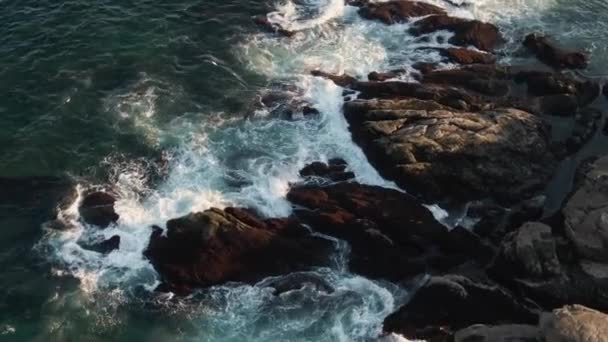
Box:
(1, 0, 608, 341)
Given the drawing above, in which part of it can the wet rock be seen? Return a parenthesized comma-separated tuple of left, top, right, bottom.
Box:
(302, 106, 320, 116)
(288, 180, 486, 281)
(563, 107, 602, 155)
(79, 191, 119, 228)
(438, 47, 496, 65)
(540, 305, 608, 342)
(253, 15, 295, 37)
(514, 71, 599, 106)
(145, 207, 333, 292)
(563, 155, 608, 263)
(523, 33, 589, 70)
(310, 70, 357, 87)
(412, 62, 438, 74)
(299, 159, 355, 182)
(383, 274, 540, 339)
(410, 15, 503, 51)
(358, 0, 446, 24)
(368, 71, 402, 82)
(84, 235, 121, 254)
(261, 273, 334, 295)
(343, 99, 555, 205)
(454, 324, 540, 342)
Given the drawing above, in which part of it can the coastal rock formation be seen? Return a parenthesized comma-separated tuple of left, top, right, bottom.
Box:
(79, 191, 119, 227)
(357, 0, 446, 24)
(299, 158, 354, 182)
(409, 15, 502, 51)
(382, 274, 539, 339)
(438, 47, 496, 65)
(563, 156, 608, 263)
(252, 15, 295, 37)
(343, 99, 555, 204)
(523, 33, 589, 70)
(145, 207, 333, 293)
(454, 324, 540, 342)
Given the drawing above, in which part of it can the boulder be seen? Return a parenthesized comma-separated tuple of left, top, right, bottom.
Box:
(343, 99, 556, 205)
(79, 191, 119, 228)
(84, 235, 121, 254)
(253, 15, 295, 37)
(454, 324, 540, 342)
(523, 34, 589, 70)
(145, 208, 333, 293)
(491, 222, 561, 278)
(299, 159, 354, 182)
(288, 182, 455, 280)
(438, 47, 497, 65)
(382, 274, 540, 340)
(358, 0, 446, 24)
(410, 15, 503, 51)
(563, 156, 608, 263)
(540, 305, 608, 342)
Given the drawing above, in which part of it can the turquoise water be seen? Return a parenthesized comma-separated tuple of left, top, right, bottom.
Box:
(1, 0, 608, 341)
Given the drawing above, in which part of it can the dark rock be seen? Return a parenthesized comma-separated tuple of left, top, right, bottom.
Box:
(491, 222, 562, 279)
(288, 181, 487, 280)
(523, 33, 589, 70)
(311, 70, 357, 87)
(343, 99, 556, 205)
(412, 62, 438, 74)
(302, 106, 320, 116)
(145, 207, 333, 292)
(358, 0, 446, 24)
(563, 155, 608, 263)
(454, 324, 540, 342)
(410, 15, 503, 51)
(368, 71, 400, 81)
(383, 274, 540, 339)
(261, 273, 334, 295)
(299, 160, 355, 182)
(84, 235, 121, 254)
(253, 15, 295, 37)
(564, 107, 602, 155)
(438, 47, 497, 65)
(79, 191, 119, 228)
(514, 71, 599, 106)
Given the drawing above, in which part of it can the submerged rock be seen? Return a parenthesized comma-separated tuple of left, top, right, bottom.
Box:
(79, 191, 119, 228)
(409, 15, 502, 51)
(358, 0, 446, 24)
(84, 235, 121, 254)
(145, 207, 333, 293)
(523, 33, 589, 70)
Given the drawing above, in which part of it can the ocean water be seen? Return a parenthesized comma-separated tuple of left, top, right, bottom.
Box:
(1, 0, 608, 341)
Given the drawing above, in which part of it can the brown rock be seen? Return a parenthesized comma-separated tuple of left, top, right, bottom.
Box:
(145, 208, 332, 292)
(410, 15, 503, 51)
(358, 0, 446, 24)
(439, 47, 496, 65)
(79, 191, 119, 228)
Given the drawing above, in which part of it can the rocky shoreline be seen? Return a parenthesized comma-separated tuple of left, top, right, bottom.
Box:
(34, 0, 608, 341)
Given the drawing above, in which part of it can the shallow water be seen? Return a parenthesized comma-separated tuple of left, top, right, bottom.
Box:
(1, 0, 608, 341)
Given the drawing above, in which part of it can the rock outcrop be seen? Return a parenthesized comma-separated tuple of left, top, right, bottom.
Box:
(409, 15, 502, 51)
(344, 99, 555, 204)
(523, 33, 589, 70)
(382, 274, 539, 339)
(357, 0, 446, 24)
(79, 191, 119, 228)
(145, 207, 333, 293)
